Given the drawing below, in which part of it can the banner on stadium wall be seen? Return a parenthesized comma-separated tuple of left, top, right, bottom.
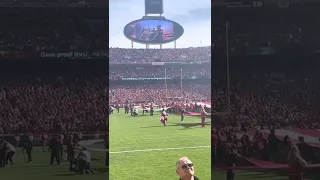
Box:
(39, 51, 108, 59)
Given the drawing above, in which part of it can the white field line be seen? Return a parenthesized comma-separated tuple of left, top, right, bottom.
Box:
(113, 134, 207, 141)
(110, 145, 210, 154)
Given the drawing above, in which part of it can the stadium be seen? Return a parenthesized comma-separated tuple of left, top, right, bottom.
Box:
(109, 0, 211, 179)
(109, 47, 211, 179)
(212, 1, 320, 180)
(0, 3, 108, 180)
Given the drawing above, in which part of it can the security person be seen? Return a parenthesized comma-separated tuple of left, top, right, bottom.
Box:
(20, 133, 33, 162)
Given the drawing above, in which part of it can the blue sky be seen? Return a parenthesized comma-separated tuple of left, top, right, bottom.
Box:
(109, 0, 211, 48)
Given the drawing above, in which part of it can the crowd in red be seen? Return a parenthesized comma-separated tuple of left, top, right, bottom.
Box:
(211, 7, 320, 179)
(0, 75, 108, 134)
(109, 83, 210, 105)
(109, 46, 211, 63)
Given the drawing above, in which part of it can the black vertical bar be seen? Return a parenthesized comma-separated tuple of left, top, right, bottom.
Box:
(106, 0, 110, 175)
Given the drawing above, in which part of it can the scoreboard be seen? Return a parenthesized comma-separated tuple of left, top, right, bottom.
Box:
(226, 0, 264, 8)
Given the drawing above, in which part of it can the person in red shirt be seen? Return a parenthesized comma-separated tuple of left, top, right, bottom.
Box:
(288, 144, 307, 180)
(150, 103, 154, 116)
(255, 135, 269, 161)
(160, 109, 168, 126)
(141, 103, 145, 114)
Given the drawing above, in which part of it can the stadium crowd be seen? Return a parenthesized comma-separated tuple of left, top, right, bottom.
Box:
(211, 57, 320, 179)
(209, 6, 320, 180)
(0, 75, 108, 134)
(212, 70, 320, 129)
(109, 47, 211, 63)
(109, 83, 210, 105)
(213, 63, 320, 128)
(211, 68, 320, 176)
(211, 9, 318, 56)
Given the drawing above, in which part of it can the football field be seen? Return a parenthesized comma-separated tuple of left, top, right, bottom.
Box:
(109, 109, 211, 180)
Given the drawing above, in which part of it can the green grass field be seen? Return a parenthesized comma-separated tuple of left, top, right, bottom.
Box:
(109, 109, 211, 180)
(0, 148, 107, 180)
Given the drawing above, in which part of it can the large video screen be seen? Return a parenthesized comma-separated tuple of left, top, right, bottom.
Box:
(123, 19, 184, 44)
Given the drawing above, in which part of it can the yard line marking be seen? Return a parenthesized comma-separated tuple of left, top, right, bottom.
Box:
(110, 145, 210, 154)
(114, 134, 207, 141)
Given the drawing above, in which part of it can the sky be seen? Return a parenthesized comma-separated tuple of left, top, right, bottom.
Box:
(109, 0, 211, 49)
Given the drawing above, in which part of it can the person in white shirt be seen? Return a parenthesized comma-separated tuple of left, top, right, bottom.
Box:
(6, 142, 15, 165)
(82, 148, 91, 164)
(133, 108, 138, 117)
(78, 146, 93, 174)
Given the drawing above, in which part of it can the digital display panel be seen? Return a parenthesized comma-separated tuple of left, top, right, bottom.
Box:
(123, 19, 184, 44)
(145, 0, 163, 14)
